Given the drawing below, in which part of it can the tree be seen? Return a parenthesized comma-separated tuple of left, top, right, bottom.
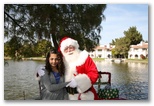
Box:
(4, 4, 107, 54)
(6, 36, 23, 60)
(34, 39, 52, 57)
(124, 26, 143, 45)
(111, 26, 143, 58)
(114, 37, 130, 58)
(20, 40, 35, 57)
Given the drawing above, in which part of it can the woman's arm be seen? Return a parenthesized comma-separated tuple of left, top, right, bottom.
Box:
(41, 72, 69, 92)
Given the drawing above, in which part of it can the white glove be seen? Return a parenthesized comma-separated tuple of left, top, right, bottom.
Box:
(66, 78, 77, 88)
(37, 67, 45, 76)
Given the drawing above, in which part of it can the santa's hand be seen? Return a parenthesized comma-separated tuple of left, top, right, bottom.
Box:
(37, 67, 45, 76)
(66, 78, 77, 88)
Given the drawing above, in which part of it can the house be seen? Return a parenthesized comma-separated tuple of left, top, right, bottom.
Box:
(128, 41, 148, 59)
(89, 41, 148, 59)
(89, 45, 114, 58)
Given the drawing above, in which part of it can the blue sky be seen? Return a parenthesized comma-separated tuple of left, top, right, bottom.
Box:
(99, 4, 148, 45)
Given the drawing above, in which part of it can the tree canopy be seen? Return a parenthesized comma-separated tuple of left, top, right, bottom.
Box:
(4, 4, 106, 48)
(111, 26, 143, 58)
(4, 4, 106, 59)
(124, 26, 143, 45)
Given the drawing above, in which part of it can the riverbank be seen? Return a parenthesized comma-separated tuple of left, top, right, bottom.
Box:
(93, 58, 148, 63)
(125, 59, 148, 63)
(4, 57, 148, 63)
(4, 57, 46, 61)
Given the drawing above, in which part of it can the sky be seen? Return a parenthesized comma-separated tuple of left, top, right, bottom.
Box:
(99, 4, 148, 45)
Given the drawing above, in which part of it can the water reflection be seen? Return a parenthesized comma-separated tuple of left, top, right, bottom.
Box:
(4, 60, 148, 100)
(94, 61, 148, 100)
(4, 60, 44, 100)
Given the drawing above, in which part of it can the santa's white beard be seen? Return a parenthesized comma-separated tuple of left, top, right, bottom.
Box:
(63, 49, 80, 63)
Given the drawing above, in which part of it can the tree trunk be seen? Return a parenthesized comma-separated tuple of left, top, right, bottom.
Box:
(51, 33, 58, 50)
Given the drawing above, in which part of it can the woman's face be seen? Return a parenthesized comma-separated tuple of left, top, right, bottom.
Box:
(49, 53, 59, 67)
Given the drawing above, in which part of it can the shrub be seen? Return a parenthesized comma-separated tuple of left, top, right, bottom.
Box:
(140, 54, 146, 59)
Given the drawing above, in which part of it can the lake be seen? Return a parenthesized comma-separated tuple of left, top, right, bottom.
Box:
(4, 60, 148, 100)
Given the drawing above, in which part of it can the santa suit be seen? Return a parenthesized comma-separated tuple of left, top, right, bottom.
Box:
(64, 50, 99, 100)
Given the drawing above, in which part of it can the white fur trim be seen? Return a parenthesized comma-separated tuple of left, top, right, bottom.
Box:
(68, 91, 94, 100)
(80, 91, 94, 100)
(75, 50, 88, 66)
(75, 74, 92, 93)
(69, 94, 78, 100)
(60, 38, 79, 52)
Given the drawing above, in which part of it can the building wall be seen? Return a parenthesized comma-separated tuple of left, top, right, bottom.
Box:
(89, 45, 113, 58)
(89, 41, 148, 59)
(128, 41, 148, 59)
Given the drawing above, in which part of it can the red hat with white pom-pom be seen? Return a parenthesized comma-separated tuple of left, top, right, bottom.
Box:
(58, 37, 79, 54)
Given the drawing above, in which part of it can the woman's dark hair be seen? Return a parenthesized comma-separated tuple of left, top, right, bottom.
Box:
(45, 49, 65, 76)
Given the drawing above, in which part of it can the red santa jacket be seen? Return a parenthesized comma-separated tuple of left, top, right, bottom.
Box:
(64, 50, 99, 100)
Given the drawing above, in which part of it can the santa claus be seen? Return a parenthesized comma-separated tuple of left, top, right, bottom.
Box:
(58, 37, 99, 100)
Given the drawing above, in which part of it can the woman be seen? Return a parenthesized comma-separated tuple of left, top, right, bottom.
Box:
(38, 49, 70, 100)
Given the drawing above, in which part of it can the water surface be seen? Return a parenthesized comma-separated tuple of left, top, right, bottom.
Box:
(4, 60, 148, 100)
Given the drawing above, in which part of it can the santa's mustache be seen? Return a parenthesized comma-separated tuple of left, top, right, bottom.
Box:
(67, 52, 73, 55)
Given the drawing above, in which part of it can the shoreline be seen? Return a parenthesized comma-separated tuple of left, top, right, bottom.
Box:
(124, 59, 148, 63)
(4, 57, 148, 63)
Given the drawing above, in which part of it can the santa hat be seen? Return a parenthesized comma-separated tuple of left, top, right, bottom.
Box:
(58, 37, 79, 53)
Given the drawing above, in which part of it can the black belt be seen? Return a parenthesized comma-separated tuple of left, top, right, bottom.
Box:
(66, 87, 92, 95)
(66, 87, 78, 95)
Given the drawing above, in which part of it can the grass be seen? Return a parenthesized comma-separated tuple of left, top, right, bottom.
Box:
(92, 58, 148, 63)
(92, 58, 105, 61)
(125, 58, 148, 63)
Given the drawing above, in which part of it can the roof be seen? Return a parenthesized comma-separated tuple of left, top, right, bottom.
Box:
(130, 42, 148, 49)
(95, 45, 114, 50)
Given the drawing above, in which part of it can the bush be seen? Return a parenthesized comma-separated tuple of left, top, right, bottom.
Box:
(140, 54, 146, 59)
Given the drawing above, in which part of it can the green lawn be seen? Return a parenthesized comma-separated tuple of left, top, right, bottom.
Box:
(92, 58, 105, 61)
(92, 58, 148, 63)
(125, 59, 148, 63)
